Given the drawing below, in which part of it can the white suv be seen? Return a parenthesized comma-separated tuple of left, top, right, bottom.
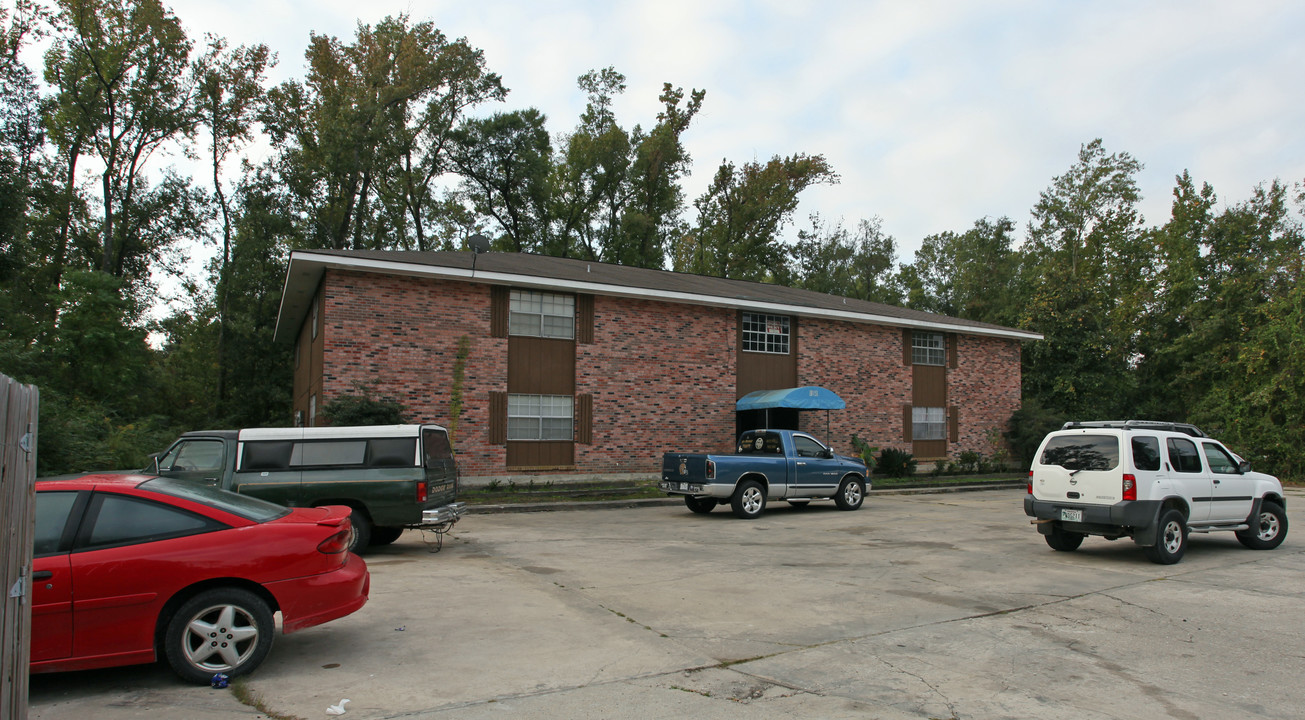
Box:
(1023, 421, 1288, 564)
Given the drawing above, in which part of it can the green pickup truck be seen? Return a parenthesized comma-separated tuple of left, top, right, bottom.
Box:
(149, 424, 464, 552)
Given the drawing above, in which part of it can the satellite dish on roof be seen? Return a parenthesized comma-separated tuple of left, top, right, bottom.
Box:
(468, 234, 491, 254)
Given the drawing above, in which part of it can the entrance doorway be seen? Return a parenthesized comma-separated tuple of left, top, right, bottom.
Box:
(735, 408, 800, 440)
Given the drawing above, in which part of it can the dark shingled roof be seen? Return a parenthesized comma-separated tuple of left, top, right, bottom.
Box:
(274, 249, 1041, 343)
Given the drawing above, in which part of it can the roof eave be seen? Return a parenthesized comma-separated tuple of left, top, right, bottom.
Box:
(274, 251, 1044, 343)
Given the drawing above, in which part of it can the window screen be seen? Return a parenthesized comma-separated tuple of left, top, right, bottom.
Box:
(741, 313, 790, 354)
(508, 394, 574, 441)
(912, 407, 947, 441)
(509, 289, 575, 339)
(1040, 435, 1119, 471)
(912, 332, 945, 365)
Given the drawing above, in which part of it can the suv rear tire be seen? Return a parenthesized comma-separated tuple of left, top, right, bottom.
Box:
(1143, 509, 1188, 564)
(1045, 525, 1085, 552)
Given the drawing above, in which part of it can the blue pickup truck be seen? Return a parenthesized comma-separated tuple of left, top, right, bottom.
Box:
(660, 429, 870, 518)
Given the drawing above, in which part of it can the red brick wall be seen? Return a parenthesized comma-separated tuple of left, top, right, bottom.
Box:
(314, 269, 1024, 477)
(948, 334, 1023, 456)
(796, 319, 913, 457)
(320, 270, 508, 476)
(577, 296, 738, 472)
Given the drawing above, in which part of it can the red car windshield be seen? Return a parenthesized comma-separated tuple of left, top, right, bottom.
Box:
(140, 477, 291, 523)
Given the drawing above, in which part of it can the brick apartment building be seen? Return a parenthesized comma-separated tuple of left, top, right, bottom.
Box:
(273, 250, 1041, 480)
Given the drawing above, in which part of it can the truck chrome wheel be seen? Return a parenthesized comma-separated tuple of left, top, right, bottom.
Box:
(835, 477, 864, 511)
(730, 479, 767, 519)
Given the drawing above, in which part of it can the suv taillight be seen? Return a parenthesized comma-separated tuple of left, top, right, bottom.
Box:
(1122, 473, 1137, 501)
(416, 481, 428, 503)
(1027, 470, 1033, 495)
(706, 459, 716, 481)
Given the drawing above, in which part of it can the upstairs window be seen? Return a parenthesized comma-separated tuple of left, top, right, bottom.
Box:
(742, 312, 790, 354)
(912, 332, 945, 365)
(510, 289, 575, 339)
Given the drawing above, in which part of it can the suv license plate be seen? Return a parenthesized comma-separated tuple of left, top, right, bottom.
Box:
(1061, 508, 1083, 522)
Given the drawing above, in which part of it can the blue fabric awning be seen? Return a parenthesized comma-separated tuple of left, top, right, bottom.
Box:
(735, 386, 846, 412)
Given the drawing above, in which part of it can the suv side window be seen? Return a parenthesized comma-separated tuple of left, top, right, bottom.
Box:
(1201, 442, 1240, 474)
(1166, 438, 1203, 473)
(1131, 436, 1162, 471)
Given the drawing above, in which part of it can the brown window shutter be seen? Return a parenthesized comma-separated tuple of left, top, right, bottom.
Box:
(491, 286, 509, 337)
(489, 391, 507, 444)
(902, 404, 913, 442)
(949, 405, 959, 442)
(948, 333, 958, 368)
(902, 329, 913, 365)
(576, 393, 593, 444)
(577, 294, 594, 344)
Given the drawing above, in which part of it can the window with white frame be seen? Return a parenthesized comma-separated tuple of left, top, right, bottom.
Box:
(507, 394, 574, 441)
(509, 289, 575, 339)
(912, 407, 947, 441)
(912, 332, 945, 365)
(742, 312, 790, 354)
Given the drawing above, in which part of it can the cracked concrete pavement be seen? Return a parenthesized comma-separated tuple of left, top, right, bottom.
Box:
(28, 487, 1305, 719)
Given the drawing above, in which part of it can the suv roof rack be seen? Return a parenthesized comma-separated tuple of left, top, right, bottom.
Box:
(1061, 420, 1207, 438)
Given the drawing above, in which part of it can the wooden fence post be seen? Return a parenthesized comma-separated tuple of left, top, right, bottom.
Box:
(1, 372, 39, 720)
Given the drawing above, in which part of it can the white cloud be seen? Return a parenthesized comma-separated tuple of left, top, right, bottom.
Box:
(156, 0, 1305, 261)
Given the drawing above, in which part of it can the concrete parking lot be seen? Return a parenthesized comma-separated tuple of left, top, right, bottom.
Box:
(28, 486, 1305, 719)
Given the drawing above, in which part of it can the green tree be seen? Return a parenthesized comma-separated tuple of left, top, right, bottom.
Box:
(1177, 181, 1305, 475)
(1019, 140, 1146, 416)
(43, 0, 197, 280)
(609, 83, 704, 269)
(786, 214, 901, 303)
(449, 108, 553, 252)
(192, 35, 271, 410)
(683, 153, 838, 281)
(899, 217, 1018, 324)
(262, 15, 505, 251)
(550, 67, 631, 260)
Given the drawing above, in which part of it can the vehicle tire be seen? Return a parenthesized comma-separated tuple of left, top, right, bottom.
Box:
(370, 526, 404, 545)
(834, 477, 865, 511)
(1045, 525, 1085, 552)
(731, 479, 766, 519)
(786, 500, 810, 508)
(346, 507, 371, 553)
(684, 495, 716, 514)
(1142, 509, 1188, 564)
(164, 587, 275, 684)
(1236, 501, 1288, 550)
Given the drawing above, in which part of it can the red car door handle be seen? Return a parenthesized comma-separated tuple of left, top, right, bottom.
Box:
(33, 571, 53, 580)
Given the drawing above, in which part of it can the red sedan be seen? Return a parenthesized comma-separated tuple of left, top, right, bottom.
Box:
(30, 474, 370, 683)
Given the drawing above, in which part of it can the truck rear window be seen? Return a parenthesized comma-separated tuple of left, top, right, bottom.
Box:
(737, 432, 783, 454)
(1040, 435, 1119, 472)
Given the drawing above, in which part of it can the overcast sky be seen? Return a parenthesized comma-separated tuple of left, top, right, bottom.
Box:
(167, 0, 1304, 261)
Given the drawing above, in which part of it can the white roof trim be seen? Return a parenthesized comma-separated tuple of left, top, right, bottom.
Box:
(285, 251, 1043, 342)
